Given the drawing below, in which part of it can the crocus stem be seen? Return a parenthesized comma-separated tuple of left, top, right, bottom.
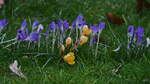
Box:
(17, 41, 20, 49)
(27, 42, 31, 49)
(76, 26, 79, 43)
(46, 40, 48, 53)
(89, 34, 94, 47)
(52, 32, 56, 53)
(38, 40, 41, 52)
(95, 31, 102, 59)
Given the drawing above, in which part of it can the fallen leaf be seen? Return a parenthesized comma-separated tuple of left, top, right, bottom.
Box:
(106, 13, 124, 25)
(9, 60, 26, 79)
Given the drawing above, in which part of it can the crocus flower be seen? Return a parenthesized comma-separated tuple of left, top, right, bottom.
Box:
(21, 20, 27, 30)
(136, 27, 144, 43)
(27, 32, 39, 42)
(98, 22, 106, 31)
(49, 21, 56, 32)
(82, 25, 91, 36)
(60, 45, 65, 53)
(72, 14, 86, 29)
(90, 24, 98, 33)
(79, 35, 88, 45)
(65, 37, 72, 46)
(58, 20, 69, 32)
(90, 22, 105, 33)
(0, 20, 8, 32)
(128, 25, 134, 37)
(45, 31, 49, 40)
(63, 20, 69, 29)
(32, 20, 40, 30)
(17, 29, 28, 41)
(63, 52, 75, 65)
(16, 20, 28, 41)
(58, 20, 64, 33)
(37, 24, 44, 33)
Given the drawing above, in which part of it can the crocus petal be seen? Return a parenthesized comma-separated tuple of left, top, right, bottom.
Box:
(28, 32, 39, 42)
(21, 20, 27, 30)
(0, 20, 8, 32)
(0, 20, 8, 28)
(58, 20, 64, 33)
(49, 21, 56, 32)
(37, 24, 44, 33)
(72, 14, 86, 29)
(46, 31, 49, 40)
(128, 25, 134, 37)
(17, 29, 28, 41)
(136, 27, 144, 37)
(32, 20, 40, 30)
(90, 24, 98, 33)
(98, 22, 106, 31)
(136, 27, 144, 43)
(63, 20, 69, 29)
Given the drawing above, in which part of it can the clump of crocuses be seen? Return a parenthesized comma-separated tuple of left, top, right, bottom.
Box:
(127, 25, 149, 48)
(0, 14, 106, 65)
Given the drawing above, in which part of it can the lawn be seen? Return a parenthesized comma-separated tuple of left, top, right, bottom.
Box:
(0, 0, 150, 84)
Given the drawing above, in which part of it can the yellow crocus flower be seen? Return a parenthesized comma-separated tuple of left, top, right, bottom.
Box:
(63, 52, 75, 65)
(79, 35, 88, 45)
(82, 25, 91, 36)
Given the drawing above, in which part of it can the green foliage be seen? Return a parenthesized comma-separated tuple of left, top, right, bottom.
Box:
(0, 0, 150, 84)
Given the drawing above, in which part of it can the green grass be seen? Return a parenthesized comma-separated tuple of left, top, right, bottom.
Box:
(0, 0, 150, 84)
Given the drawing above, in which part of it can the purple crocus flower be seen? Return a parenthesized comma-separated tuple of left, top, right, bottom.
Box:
(98, 22, 106, 30)
(136, 27, 144, 43)
(0, 20, 8, 28)
(21, 20, 27, 30)
(16, 20, 28, 41)
(90, 22, 106, 33)
(45, 31, 49, 40)
(37, 24, 44, 33)
(63, 20, 69, 29)
(32, 20, 40, 30)
(72, 14, 86, 29)
(90, 24, 98, 33)
(128, 25, 134, 37)
(58, 20, 64, 33)
(49, 21, 56, 32)
(28, 32, 39, 42)
(0, 20, 8, 32)
(17, 29, 28, 41)
(57, 20, 69, 32)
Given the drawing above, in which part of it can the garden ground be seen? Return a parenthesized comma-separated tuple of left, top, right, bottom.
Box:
(0, 0, 150, 84)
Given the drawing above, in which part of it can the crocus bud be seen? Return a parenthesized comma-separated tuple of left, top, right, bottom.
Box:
(60, 45, 65, 53)
(63, 52, 75, 65)
(65, 37, 72, 46)
(79, 35, 88, 45)
(82, 25, 91, 36)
